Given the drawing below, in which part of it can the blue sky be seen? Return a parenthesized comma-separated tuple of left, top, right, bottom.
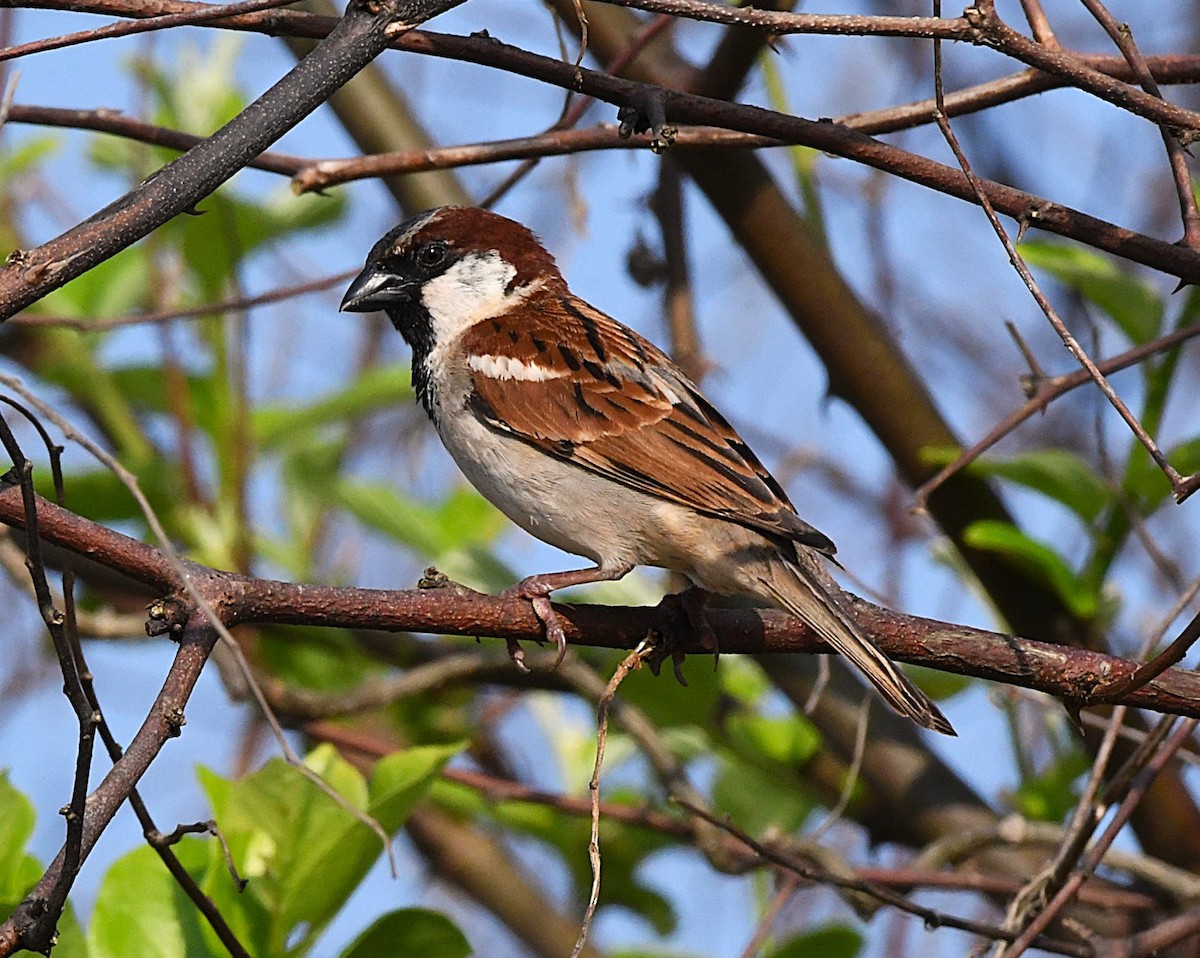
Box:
(2, 1, 1197, 955)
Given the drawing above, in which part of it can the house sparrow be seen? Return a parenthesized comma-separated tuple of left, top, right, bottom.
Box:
(341, 206, 953, 735)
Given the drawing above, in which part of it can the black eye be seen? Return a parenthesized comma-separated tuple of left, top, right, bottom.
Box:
(417, 242, 447, 269)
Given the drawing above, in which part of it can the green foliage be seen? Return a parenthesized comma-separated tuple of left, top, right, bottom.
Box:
(0, 135, 59, 179)
(1011, 749, 1090, 823)
(15, 33, 1192, 958)
(711, 750, 816, 835)
(0, 772, 45, 921)
(163, 187, 346, 301)
(88, 844, 212, 958)
(724, 714, 821, 768)
(1021, 241, 1163, 344)
(191, 743, 460, 956)
(617, 650, 723, 729)
(759, 54, 826, 238)
(82, 744, 465, 958)
(937, 242, 1200, 628)
(712, 707, 822, 834)
(963, 520, 1099, 620)
(330, 481, 513, 592)
(340, 908, 470, 958)
(81, 749, 458, 958)
(253, 366, 414, 449)
(0, 774, 88, 957)
(432, 776, 678, 935)
(763, 925, 864, 958)
(968, 448, 1112, 525)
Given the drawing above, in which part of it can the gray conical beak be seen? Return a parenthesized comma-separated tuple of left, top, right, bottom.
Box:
(340, 266, 413, 312)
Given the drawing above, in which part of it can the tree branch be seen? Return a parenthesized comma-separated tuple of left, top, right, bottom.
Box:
(3, 484, 1200, 721)
(0, 0, 468, 319)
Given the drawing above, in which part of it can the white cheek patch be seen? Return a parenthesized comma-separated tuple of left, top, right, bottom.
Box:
(467, 354, 566, 382)
(421, 252, 520, 342)
(421, 252, 551, 387)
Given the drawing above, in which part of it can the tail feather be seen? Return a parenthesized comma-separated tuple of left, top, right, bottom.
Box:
(760, 559, 955, 736)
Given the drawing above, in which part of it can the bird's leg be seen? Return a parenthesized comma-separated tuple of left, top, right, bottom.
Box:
(503, 564, 633, 669)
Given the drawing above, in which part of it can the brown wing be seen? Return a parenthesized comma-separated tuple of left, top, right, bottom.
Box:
(460, 293, 836, 555)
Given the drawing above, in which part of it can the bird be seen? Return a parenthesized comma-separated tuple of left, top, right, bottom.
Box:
(340, 206, 954, 735)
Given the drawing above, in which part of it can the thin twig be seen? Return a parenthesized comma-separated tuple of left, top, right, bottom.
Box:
(479, 12, 674, 209)
(806, 693, 871, 842)
(1077, 0, 1200, 249)
(737, 874, 802, 958)
(13, 269, 355, 330)
(930, 93, 1191, 503)
(0, 0, 296, 62)
(0, 405, 96, 943)
(570, 638, 657, 958)
(1016, 0, 1059, 48)
(913, 317, 1200, 509)
(676, 800, 1091, 956)
(1001, 718, 1199, 958)
(588, 0, 969, 38)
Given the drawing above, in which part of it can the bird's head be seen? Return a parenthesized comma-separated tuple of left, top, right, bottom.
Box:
(340, 206, 565, 353)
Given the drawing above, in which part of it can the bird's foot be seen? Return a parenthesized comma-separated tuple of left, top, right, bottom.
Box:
(503, 575, 569, 670)
(650, 586, 719, 682)
(660, 586, 718, 653)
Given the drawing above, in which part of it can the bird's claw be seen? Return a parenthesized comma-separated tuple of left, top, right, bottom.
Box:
(645, 587, 719, 685)
(656, 586, 719, 660)
(530, 593, 568, 669)
(505, 636, 531, 674)
(502, 580, 569, 670)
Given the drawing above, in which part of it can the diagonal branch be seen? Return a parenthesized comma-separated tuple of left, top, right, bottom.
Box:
(0, 0, 468, 319)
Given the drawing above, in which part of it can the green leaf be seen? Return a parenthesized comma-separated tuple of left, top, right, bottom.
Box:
(168, 187, 345, 298)
(0, 773, 40, 906)
(432, 777, 676, 934)
(0, 772, 35, 880)
(908, 664, 971, 702)
(0, 775, 89, 957)
(368, 742, 465, 829)
(340, 909, 469, 958)
(1020, 241, 1162, 344)
(88, 844, 211, 958)
(765, 925, 864, 958)
(37, 244, 150, 320)
(946, 447, 1113, 525)
(122, 36, 248, 141)
(618, 653, 722, 729)
(1012, 749, 1090, 822)
(0, 135, 60, 178)
(254, 365, 414, 449)
(194, 741, 461, 954)
(258, 625, 375, 692)
(725, 714, 821, 767)
(711, 751, 815, 835)
(40, 458, 181, 527)
(331, 481, 513, 591)
(719, 657, 771, 706)
(1124, 434, 1200, 514)
(963, 520, 1098, 619)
